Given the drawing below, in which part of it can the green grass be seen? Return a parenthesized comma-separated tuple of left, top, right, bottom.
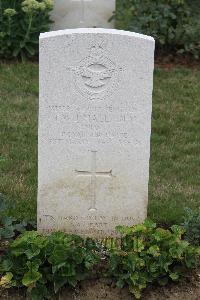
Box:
(0, 63, 200, 225)
(0, 63, 38, 221)
(149, 67, 200, 225)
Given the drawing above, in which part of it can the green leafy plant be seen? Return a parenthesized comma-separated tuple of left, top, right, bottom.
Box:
(0, 0, 53, 60)
(111, 0, 199, 58)
(0, 194, 36, 246)
(177, 19, 200, 59)
(0, 231, 100, 299)
(182, 208, 200, 246)
(0, 220, 199, 299)
(107, 219, 200, 299)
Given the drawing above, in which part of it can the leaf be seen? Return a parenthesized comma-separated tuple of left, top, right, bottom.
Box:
(11, 231, 48, 257)
(31, 284, 49, 300)
(130, 271, 142, 284)
(62, 263, 76, 277)
(1, 225, 15, 239)
(22, 268, 41, 287)
(153, 228, 171, 241)
(132, 224, 147, 233)
(158, 277, 168, 286)
(48, 245, 67, 265)
(72, 248, 85, 264)
(0, 259, 13, 272)
(169, 243, 187, 259)
(0, 272, 13, 287)
(20, 41, 25, 48)
(4, 217, 16, 226)
(67, 277, 78, 287)
(147, 245, 160, 257)
(53, 274, 69, 293)
(149, 262, 159, 273)
(144, 219, 156, 229)
(115, 225, 132, 235)
(25, 44, 35, 55)
(12, 47, 21, 57)
(14, 222, 27, 233)
(129, 285, 142, 299)
(0, 194, 8, 212)
(52, 262, 66, 274)
(133, 237, 145, 252)
(20, 50, 27, 62)
(171, 225, 185, 238)
(85, 238, 98, 250)
(170, 272, 179, 281)
(84, 252, 99, 269)
(116, 279, 124, 288)
(25, 247, 40, 259)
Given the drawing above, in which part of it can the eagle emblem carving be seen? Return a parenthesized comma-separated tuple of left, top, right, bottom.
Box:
(68, 41, 121, 100)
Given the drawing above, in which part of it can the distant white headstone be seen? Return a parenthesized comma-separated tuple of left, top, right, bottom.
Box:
(38, 28, 155, 238)
(51, 0, 115, 29)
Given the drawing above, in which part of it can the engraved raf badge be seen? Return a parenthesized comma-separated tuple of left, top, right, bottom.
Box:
(68, 39, 122, 100)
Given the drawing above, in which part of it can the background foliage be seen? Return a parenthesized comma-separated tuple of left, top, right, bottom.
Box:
(113, 0, 200, 58)
(1, 0, 199, 60)
(0, 0, 53, 60)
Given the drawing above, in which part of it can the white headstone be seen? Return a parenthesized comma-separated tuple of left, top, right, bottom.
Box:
(51, 0, 115, 30)
(38, 28, 155, 238)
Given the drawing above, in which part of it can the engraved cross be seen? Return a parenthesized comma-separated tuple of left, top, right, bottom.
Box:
(75, 151, 112, 211)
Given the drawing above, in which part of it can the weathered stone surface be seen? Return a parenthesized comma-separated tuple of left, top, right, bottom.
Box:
(51, 0, 115, 30)
(38, 28, 155, 238)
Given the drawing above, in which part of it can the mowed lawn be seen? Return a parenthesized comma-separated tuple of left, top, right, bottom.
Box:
(0, 63, 199, 225)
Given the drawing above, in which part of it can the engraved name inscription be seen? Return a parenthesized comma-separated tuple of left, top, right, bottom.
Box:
(45, 102, 144, 146)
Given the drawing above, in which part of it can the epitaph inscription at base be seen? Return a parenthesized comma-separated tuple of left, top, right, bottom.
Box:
(38, 28, 155, 238)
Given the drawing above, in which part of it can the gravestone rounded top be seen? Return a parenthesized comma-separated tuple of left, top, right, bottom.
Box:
(40, 28, 155, 42)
